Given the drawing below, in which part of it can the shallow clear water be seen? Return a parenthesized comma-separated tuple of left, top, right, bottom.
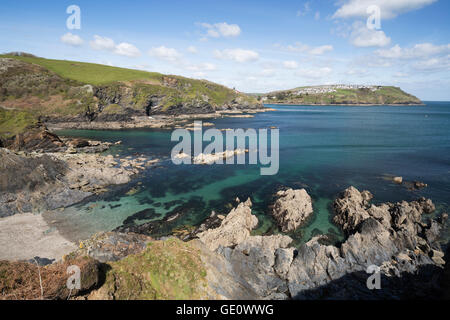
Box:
(48, 102, 450, 246)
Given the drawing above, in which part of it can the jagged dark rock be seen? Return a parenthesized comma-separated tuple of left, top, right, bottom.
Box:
(4, 123, 65, 152)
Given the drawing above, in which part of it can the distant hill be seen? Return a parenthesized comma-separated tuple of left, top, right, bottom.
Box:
(258, 85, 422, 105)
(0, 54, 261, 138)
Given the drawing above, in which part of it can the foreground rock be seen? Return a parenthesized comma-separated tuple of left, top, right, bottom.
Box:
(195, 188, 447, 299)
(332, 186, 374, 234)
(76, 232, 153, 263)
(197, 198, 258, 251)
(271, 188, 313, 232)
(283, 186, 446, 299)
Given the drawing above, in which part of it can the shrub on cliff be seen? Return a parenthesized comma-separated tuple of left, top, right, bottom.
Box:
(89, 238, 209, 300)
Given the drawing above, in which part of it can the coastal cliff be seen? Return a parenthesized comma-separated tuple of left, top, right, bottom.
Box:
(0, 55, 263, 138)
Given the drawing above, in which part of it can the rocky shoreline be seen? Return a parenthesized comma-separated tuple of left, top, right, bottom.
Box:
(44, 108, 274, 131)
(267, 103, 425, 106)
(1, 185, 448, 300)
(0, 128, 159, 218)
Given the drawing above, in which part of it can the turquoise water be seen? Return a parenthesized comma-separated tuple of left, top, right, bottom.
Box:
(48, 102, 450, 246)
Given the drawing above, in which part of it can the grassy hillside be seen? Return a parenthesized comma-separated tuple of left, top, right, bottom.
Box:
(262, 85, 422, 105)
(0, 54, 260, 138)
(0, 54, 253, 107)
(0, 55, 162, 85)
(0, 107, 38, 138)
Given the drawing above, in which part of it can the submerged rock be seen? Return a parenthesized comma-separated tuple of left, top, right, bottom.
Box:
(393, 176, 403, 184)
(271, 188, 313, 232)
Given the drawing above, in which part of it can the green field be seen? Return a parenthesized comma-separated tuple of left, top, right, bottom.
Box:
(0, 55, 163, 85)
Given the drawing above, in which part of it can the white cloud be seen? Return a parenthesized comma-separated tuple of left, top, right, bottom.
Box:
(354, 42, 450, 73)
(60, 32, 83, 46)
(114, 42, 141, 57)
(296, 67, 332, 79)
(260, 69, 276, 77)
(412, 56, 450, 71)
(187, 46, 198, 54)
(297, 2, 311, 16)
(376, 43, 450, 59)
(134, 64, 153, 71)
(376, 44, 403, 59)
(314, 12, 321, 20)
(309, 45, 334, 55)
(90, 35, 116, 51)
(199, 22, 241, 38)
(215, 22, 241, 37)
(148, 46, 182, 62)
(186, 62, 217, 72)
(214, 48, 259, 63)
(333, 0, 437, 20)
(350, 21, 391, 47)
(393, 72, 409, 78)
(346, 68, 368, 76)
(193, 72, 206, 78)
(283, 61, 299, 69)
(285, 42, 334, 55)
(90, 35, 140, 57)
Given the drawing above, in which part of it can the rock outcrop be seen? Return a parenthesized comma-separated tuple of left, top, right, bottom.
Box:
(197, 198, 258, 251)
(195, 188, 447, 299)
(333, 186, 373, 234)
(193, 198, 294, 299)
(193, 149, 248, 165)
(285, 187, 446, 299)
(76, 232, 153, 263)
(0, 144, 157, 217)
(4, 124, 65, 152)
(271, 188, 313, 232)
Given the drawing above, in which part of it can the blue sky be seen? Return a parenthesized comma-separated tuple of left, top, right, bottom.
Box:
(1, 0, 449, 100)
